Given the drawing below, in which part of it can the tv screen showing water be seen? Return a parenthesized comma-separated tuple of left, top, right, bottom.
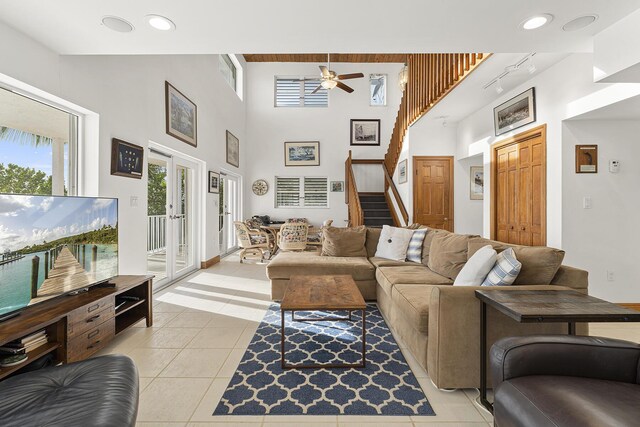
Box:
(0, 194, 118, 318)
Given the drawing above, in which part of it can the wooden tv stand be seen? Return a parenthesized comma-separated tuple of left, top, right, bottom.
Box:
(0, 275, 153, 381)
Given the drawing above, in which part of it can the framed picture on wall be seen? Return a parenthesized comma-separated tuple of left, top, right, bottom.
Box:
(575, 145, 598, 173)
(284, 141, 320, 166)
(330, 181, 344, 192)
(110, 138, 144, 179)
(165, 81, 197, 147)
(226, 130, 240, 167)
(369, 74, 387, 106)
(208, 171, 220, 193)
(350, 119, 381, 146)
(470, 166, 484, 200)
(493, 87, 536, 136)
(398, 159, 408, 184)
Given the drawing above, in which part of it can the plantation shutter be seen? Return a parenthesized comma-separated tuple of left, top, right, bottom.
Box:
(275, 177, 301, 207)
(275, 77, 328, 107)
(275, 177, 328, 208)
(303, 177, 328, 207)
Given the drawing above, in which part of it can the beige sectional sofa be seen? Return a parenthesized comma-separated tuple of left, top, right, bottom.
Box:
(266, 227, 589, 389)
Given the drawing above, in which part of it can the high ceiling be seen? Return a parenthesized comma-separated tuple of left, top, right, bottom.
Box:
(244, 54, 407, 63)
(0, 0, 638, 55)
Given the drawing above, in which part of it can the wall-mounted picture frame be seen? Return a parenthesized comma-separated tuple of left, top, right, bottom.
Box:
(575, 144, 598, 173)
(369, 74, 387, 106)
(350, 119, 381, 146)
(493, 87, 536, 136)
(330, 181, 344, 192)
(470, 166, 484, 200)
(284, 141, 320, 166)
(111, 138, 144, 179)
(226, 130, 240, 168)
(165, 81, 197, 147)
(398, 159, 408, 184)
(208, 171, 220, 193)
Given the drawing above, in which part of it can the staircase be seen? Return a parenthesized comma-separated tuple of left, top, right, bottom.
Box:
(359, 193, 394, 227)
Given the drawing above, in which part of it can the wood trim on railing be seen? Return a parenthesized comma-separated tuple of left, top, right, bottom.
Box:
(345, 150, 364, 226)
(383, 163, 409, 225)
(351, 159, 385, 164)
(384, 53, 490, 176)
(620, 303, 640, 312)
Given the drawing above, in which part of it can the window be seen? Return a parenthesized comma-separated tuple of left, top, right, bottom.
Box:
(275, 177, 328, 208)
(219, 54, 244, 99)
(275, 77, 328, 107)
(0, 87, 78, 196)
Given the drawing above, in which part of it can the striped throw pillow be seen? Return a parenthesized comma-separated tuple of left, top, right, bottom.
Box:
(482, 247, 521, 286)
(406, 228, 427, 263)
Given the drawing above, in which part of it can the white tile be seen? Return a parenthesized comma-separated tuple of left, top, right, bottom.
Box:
(217, 348, 245, 377)
(126, 348, 181, 377)
(137, 377, 213, 422)
(165, 312, 217, 328)
(154, 301, 188, 313)
(136, 423, 186, 427)
(159, 349, 231, 378)
(141, 327, 200, 348)
(266, 415, 338, 423)
(186, 327, 246, 349)
(134, 311, 180, 328)
(337, 416, 412, 423)
(338, 423, 411, 427)
(189, 378, 233, 422)
(187, 423, 261, 427)
(139, 377, 154, 393)
(413, 423, 488, 426)
(411, 402, 485, 422)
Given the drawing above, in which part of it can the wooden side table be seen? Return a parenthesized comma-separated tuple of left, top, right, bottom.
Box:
(474, 289, 640, 414)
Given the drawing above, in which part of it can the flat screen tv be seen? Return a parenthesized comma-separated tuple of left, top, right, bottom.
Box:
(0, 194, 118, 321)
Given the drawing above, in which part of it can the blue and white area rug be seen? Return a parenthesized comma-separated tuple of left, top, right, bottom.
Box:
(213, 303, 435, 416)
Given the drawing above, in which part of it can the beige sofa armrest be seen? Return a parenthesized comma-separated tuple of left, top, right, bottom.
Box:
(551, 265, 588, 292)
(427, 284, 576, 389)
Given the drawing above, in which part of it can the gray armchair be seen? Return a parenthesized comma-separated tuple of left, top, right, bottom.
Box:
(490, 335, 640, 427)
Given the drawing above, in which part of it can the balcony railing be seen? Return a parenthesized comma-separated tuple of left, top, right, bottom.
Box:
(147, 214, 186, 253)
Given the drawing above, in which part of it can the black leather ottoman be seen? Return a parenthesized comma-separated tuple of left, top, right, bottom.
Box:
(0, 354, 139, 427)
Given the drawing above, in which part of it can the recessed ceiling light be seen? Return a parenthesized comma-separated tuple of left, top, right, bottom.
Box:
(145, 14, 176, 31)
(563, 15, 598, 32)
(521, 14, 554, 30)
(101, 16, 134, 33)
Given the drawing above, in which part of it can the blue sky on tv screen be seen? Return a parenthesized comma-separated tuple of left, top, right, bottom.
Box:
(0, 195, 117, 253)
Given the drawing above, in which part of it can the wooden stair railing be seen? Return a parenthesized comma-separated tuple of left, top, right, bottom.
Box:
(345, 150, 364, 226)
(383, 162, 409, 226)
(384, 53, 490, 175)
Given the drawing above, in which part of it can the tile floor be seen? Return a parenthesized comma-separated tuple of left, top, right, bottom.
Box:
(96, 253, 639, 427)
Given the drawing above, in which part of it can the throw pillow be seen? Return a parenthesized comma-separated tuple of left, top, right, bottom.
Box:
(321, 226, 367, 257)
(482, 248, 522, 286)
(453, 245, 497, 286)
(375, 225, 415, 261)
(406, 228, 428, 263)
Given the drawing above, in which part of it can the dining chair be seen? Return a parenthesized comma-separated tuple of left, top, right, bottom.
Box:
(233, 221, 272, 262)
(277, 221, 309, 252)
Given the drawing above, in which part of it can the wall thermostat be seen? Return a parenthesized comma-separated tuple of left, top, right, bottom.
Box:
(609, 160, 620, 173)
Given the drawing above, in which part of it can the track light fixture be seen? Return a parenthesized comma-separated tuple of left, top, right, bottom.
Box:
(483, 53, 536, 93)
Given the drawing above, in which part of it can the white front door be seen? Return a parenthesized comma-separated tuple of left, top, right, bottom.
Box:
(219, 172, 242, 256)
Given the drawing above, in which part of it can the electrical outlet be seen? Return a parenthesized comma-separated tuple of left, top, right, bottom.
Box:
(607, 270, 615, 282)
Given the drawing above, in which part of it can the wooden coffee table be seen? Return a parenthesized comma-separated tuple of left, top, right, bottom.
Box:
(475, 289, 640, 413)
(280, 275, 367, 369)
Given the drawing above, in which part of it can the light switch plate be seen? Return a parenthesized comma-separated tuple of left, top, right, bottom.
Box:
(130, 196, 138, 207)
(583, 196, 592, 209)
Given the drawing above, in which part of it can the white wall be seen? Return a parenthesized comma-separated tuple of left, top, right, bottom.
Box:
(594, 8, 640, 82)
(244, 62, 403, 226)
(0, 22, 246, 274)
(562, 120, 640, 302)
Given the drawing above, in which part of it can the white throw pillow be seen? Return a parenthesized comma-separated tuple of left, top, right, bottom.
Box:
(482, 247, 522, 286)
(454, 245, 497, 286)
(375, 225, 415, 261)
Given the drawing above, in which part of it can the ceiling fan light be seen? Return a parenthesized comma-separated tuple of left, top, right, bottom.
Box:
(398, 64, 409, 90)
(321, 80, 337, 89)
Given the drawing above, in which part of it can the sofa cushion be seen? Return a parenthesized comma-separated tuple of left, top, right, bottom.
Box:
(393, 284, 442, 333)
(321, 226, 367, 257)
(428, 233, 476, 280)
(375, 225, 415, 260)
(468, 237, 565, 285)
(421, 228, 450, 266)
(365, 227, 383, 257)
(369, 257, 413, 268)
(267, 251, 375, 281)
(376, 265, 452, 296)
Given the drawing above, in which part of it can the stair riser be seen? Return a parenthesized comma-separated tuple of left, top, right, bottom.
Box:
(361, 203, 388, 210)
(363, 210, 391, 217)
(364, 218, 395, 227)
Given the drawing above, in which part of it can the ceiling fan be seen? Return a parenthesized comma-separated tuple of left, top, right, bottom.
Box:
(311, 54, 364, 94)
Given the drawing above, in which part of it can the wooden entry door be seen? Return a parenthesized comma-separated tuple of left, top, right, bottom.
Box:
(413, 156, 454, 231)
(492, 125, 546, 246)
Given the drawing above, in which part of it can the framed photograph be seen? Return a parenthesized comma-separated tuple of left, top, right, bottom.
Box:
(350, 119, 381, 146)
(575, 145, 598, 173)
(330, 181, 344, 192)
(284, 141, 320, 166)
(165, 81, 197, 147)
(111, 138, 143, 179)
(208, 171, 220, 193)
(369, 74, 387, 106)
(470, 166, 484, 200)
(493, 87, 536, 136)
(398, 159, 408, 184)
(226, 130, 239, 168)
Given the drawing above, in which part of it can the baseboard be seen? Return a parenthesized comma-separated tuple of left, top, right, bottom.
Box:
(619, 303, 640, 312)
(200, 255, 220, 269)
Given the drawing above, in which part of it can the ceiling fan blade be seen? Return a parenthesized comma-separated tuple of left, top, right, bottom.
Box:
(319, 66, 330, 78)
(311, 85, 324, 94)
(337, 73, 364, 80)
(336, 81, 354, 93)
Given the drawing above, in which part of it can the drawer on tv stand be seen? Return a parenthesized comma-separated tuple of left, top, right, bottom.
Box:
(67, 296, 114, 326)
(67, 304, 115, 339)
(67, 318, 115, 363)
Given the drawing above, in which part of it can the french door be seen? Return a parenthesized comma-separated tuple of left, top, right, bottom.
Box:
(219, 172, 242, 256)
(147, 149, 198, 289)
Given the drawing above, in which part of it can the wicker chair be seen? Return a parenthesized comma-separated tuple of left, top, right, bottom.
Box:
(277, 221, 309, 252)
(233, 221, 272, 262)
